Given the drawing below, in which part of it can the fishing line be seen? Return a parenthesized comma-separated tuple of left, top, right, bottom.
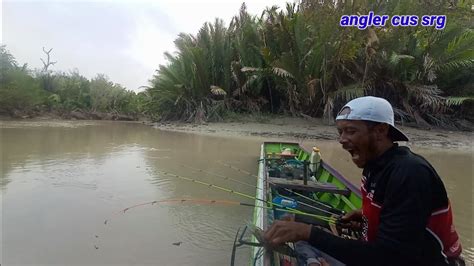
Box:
(180, 163, 257, 190)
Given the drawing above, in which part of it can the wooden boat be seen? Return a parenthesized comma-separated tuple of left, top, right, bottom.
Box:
(251, 141, 362, 265)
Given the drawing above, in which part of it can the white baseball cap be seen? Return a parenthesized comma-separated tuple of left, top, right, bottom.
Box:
(335, 96, 409, 142)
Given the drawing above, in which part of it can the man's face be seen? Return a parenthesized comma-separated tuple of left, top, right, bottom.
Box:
(336, 120, 378, 168)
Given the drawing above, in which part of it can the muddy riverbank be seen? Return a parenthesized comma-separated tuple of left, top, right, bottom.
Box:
(150, 117, 473, 151)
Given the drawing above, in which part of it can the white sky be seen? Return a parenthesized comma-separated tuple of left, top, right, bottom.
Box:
(2, 0, 292, 92)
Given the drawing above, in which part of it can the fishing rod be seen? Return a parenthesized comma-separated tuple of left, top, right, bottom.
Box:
(95, 198, 270, 250)
(181, 163, 340, 216)
(96, 197, 339, 250)
(160, 170, 337, 224)
(156, 170, 337, 224)
(103, 198, 245, 225)
(103, 198, 247, 225)
(216, 161, 343, 216)
(103, 197, 336, 225)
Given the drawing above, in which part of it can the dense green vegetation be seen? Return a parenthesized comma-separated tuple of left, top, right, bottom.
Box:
(147, 0, 473, 128)
(0, 45, 148, 119)
(1, 1, 472, 128)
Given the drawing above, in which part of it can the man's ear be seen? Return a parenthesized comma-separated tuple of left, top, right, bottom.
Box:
(375, 123, 390, 140)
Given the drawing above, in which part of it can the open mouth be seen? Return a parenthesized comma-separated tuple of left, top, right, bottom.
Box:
(347, 148, 360, 161)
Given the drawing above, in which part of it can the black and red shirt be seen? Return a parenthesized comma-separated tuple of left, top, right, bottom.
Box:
(309, 144, 462, 266)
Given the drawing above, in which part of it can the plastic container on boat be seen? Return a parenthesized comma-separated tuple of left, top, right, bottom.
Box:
(272, 196, 298, 220)
(309, 147, 321, 174)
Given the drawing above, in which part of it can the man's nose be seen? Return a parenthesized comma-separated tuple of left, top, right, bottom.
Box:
(339, 133, 348, 145)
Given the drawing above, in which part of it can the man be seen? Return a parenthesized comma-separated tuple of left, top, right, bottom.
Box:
(264, 96, 463, 266)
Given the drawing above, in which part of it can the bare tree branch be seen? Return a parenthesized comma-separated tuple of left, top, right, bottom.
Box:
(41, 47, 57, 72)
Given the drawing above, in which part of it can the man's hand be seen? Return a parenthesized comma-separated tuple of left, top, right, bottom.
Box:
(341, 209, 363, 221)
(263, 220, 312, 246)
(337, 209, 363, 230)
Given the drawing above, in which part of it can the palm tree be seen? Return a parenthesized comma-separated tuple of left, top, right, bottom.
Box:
(145, 0, 473, 128)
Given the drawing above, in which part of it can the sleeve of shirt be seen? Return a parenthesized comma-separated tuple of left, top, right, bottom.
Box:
(307, 163, 434, 266)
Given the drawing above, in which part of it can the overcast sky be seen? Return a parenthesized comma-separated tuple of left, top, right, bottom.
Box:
(3, 0, 291, 92)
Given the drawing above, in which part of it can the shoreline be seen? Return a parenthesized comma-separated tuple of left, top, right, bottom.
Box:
(149, 117, 473, 152)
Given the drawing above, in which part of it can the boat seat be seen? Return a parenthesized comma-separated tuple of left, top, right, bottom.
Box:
(268, 177, 350, 196)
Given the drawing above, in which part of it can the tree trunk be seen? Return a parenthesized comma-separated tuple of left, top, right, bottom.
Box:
(195, 101, 206, 124)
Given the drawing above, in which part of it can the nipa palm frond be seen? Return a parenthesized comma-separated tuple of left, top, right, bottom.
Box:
(241, 67, 262, 73)
(422, 54, 437, 82)
(446, 29, 474, 56)
(334, 84, 366, 102)
(272, 67, 295, 79)
(389, 52, 415, 67)
(436, 59, 474, 73)
(210, 85, 227, 96)
(406, 84, 446, 113)
(236, 75, 258, 96)
(446, 96, 473, 106)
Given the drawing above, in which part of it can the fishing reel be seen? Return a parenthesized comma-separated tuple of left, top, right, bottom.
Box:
(331, 215, 367, 240)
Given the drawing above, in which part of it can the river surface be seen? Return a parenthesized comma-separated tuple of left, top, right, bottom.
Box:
(0, 121, 472, 265)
